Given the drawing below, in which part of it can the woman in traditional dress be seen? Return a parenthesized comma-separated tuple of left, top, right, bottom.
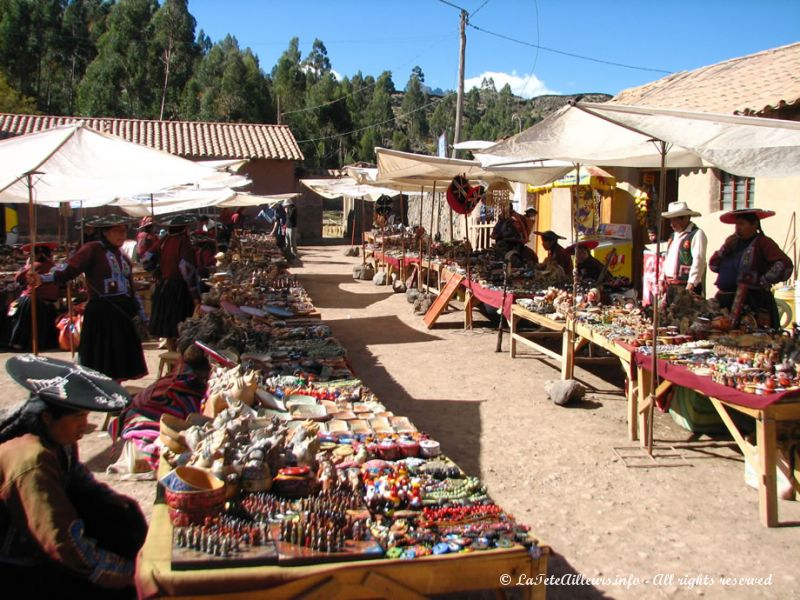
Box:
(148, 214, 199, 352)
(0, 355, 146, 598)
(31, 215, 147, 381)
(9, 242, 61, 351)
(708, 208, 793, 329)
(565, 240, 605, 284)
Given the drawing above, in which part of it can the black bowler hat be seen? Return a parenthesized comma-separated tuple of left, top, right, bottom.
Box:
(534, 230, 566, 242)
(5, 355, 131, 412)
(161, 214, 197, 227)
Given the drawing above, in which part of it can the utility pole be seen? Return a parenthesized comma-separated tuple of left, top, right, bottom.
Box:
(452, 9, 467, 158)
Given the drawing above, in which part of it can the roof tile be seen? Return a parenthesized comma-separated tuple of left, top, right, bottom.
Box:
(0, 114, 304, 161)
(610, 42, 800, 116)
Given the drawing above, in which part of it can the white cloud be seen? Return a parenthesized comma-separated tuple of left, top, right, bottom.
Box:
(464, 70, 558, 98)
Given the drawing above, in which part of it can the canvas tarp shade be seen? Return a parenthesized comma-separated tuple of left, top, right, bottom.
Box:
(376, 147, 571, 189)
(113, 189, 297, 217)
(300, 177, 411, 201)
(480, 101, 800, 178)
(0, 123, 228, 205)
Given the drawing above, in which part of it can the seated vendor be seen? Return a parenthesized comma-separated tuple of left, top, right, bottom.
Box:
(491, 203, 538, 267)
(535, 230, 572, 275)
(109, 341, 211, 473)
(9, 242, 61, 351)
(566, 240, 604, 284)
(0, 355, 146, 598)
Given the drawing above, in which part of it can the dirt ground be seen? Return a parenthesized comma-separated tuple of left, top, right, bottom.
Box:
(2, 243, 799, 599)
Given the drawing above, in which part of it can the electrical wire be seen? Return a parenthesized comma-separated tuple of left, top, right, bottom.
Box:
(470, 0, 490, 18)
(468, 23, 672, 73)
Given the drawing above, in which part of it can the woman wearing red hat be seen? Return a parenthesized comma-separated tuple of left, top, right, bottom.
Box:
(708, 208, 793, 328)
(9, 243, 61, 351)
(0, 356, 145, 597)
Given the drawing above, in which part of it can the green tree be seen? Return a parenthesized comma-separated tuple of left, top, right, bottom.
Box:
(272, 37, 305, 124)
(303, 38, 331, 81)
(151, 0, 199, 120)
(0, 70, 38, 112)
(77, 0, 160, 117)
(364, 70, 395, 148)
(185, 35, 272, 123)
(401, 66, 428, 142)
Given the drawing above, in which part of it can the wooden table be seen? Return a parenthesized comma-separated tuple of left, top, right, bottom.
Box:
(508, 304, 569, 375)
(569, 322, 638, 440)
(137, 502, 549, 599)
(635, 361, 800, 528)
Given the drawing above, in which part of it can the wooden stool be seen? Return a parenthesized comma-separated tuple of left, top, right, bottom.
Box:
(157, 351, 181, 378)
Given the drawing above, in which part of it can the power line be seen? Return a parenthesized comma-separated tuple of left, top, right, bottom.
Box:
(468, 23, 672, 74)
(470, 0, 490, 18)
(437, 0, 469, 12)
(296, 93, 453, 144)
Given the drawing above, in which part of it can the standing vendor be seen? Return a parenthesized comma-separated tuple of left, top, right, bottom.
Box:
(708, 208, 793, 329)
(535, 230, 572, 275)
(30, 215, 148, 381)
(659, 201, 707, 304)
(0, 355, 146, 597)
(565, 240, 604, 284)
(149, 214, 200, 353)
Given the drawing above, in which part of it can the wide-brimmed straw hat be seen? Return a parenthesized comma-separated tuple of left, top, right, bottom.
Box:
(534, 230, 566, 242)
(719, 208, 776, 224)
(564, 240, 599, 254)
(661, 201, 701, 219)
(6, 355, 130, 412)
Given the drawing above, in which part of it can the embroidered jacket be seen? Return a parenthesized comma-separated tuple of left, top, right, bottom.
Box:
(663, 223, 707, 286)
(0, 434, 134, 588)
(43, 241, 135, 299)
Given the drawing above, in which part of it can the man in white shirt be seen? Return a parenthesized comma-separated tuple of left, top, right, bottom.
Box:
(660, 201, 707, 303)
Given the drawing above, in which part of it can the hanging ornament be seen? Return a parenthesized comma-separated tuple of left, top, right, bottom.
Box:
(446, 174, 479, 215)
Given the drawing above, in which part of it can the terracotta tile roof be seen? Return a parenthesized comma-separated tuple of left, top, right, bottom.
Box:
(0, 114, 304, 161)
(610, 42, 800, 116)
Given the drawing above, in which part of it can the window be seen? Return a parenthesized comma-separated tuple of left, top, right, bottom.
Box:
(719, 171, 755, 210)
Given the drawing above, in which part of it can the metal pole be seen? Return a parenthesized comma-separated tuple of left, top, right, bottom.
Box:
(451, 9, 467, 158)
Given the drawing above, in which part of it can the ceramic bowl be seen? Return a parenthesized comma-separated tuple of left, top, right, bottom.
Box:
(161, 467, 226, 516)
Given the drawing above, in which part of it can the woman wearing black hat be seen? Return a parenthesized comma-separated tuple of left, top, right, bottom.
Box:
(708, 208, 793, 329)
(9, 243, 61, 351)
(535, 230, 573, 275)
(30, 215, 148, 381)
(0, 355, 146, 598)
(148, 215, 200, 352)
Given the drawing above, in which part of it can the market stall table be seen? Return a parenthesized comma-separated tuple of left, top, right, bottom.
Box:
(633, 352, 800, 527)
(508, 304, 569, 374)
(137, 484, 549, 600)
(568, 322, 638, 439)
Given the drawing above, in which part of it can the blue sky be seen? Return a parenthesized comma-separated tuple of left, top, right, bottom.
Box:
(187, 0, 800, 98)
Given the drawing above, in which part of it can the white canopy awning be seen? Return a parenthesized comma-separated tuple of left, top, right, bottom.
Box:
(481, 102, 800, 177)
(376, 146, 570, 188)
(301, 176, 415, 201)
(0, 124, 231, 205)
